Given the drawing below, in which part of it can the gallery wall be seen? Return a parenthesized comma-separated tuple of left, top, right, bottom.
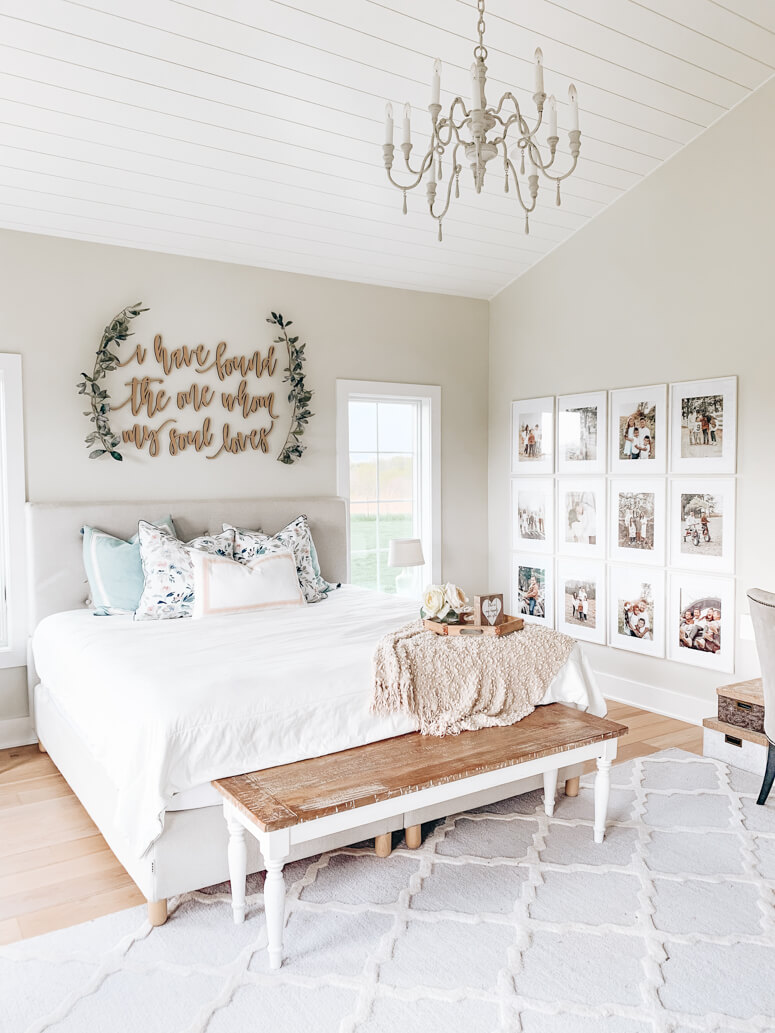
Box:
(489, 77, 775, 719)
(0, 229, 490, 726)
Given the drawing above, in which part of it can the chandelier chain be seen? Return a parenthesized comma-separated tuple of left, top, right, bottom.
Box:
(475, 0, 487, 60)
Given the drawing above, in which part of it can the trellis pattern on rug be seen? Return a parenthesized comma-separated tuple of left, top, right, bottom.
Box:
(3, 749, 775, 1033)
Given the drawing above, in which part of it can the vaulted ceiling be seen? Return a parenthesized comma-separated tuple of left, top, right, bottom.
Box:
(0, 1, 773, 298)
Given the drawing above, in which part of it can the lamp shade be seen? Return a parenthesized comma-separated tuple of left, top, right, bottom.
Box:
(387, 538, 424, 568)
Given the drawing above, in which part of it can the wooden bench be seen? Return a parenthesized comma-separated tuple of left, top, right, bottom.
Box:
(213, 703, 627, 969)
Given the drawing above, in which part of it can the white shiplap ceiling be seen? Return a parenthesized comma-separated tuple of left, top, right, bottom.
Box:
(0, 0, 773, 299)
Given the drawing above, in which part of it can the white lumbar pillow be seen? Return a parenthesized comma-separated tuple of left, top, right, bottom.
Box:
(191, 548, 305, 619)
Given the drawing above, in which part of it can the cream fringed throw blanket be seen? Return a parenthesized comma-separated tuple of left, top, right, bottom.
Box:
(372, 621, 577, 736)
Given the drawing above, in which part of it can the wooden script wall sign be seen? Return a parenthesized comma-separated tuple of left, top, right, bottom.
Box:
(78, 305, 313, 464)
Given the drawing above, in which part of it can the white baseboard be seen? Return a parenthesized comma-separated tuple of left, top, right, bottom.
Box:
(0, 715, 36, 749)
(595, 671, 709, 727)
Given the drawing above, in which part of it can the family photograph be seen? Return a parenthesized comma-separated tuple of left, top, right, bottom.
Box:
(517, 489, 547, 541)
(563, 491, 597, 546)
(680, 393, 724, 459)
(560, 405, 598, 462)
(516, 564, 546, 619)
(680, 492, 723, 558)
(678, 593, 722, 654)
(617, 401, 656, 461)
(517, 415, 546, 463)
(616, 583, 655, 641)
(616, 490, 656, 552)
(563, 577, 597, 628)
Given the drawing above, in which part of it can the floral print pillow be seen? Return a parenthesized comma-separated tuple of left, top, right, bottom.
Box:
(135, 521, 235, 620)
(223, 515, 338, 604)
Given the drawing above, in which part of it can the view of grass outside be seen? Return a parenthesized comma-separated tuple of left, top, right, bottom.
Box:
(349, 399, 418, 592)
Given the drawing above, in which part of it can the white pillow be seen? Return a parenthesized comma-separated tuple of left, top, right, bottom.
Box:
(191, 549, 305, 619)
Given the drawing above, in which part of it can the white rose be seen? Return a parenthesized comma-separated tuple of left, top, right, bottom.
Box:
(422, 585, 450, 619)
(444, 583, 468, 612)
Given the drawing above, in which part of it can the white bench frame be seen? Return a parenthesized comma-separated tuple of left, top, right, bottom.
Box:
(222, 736, 618, 969)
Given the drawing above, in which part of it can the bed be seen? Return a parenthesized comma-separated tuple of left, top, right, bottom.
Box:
(27, 497, 605, 925)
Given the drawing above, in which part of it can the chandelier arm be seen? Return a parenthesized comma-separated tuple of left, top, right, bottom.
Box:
(534, 148, 580, 184)
(503, 152, 537, 214)
(525, 138, 558, 174)
(386, 149, 435, 193)
(429, 160, 462, 223)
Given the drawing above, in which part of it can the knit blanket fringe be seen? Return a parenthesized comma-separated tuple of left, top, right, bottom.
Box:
(372, 619, 577, 736)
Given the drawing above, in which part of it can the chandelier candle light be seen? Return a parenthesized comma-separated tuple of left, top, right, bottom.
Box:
(382, 0, 581, 241)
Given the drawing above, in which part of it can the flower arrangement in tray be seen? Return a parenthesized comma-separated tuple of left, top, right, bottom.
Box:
(420, 583, 470, 625)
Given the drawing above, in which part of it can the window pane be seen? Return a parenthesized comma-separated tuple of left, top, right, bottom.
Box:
(350, 502, 377, 554)
(349, 401, 377, 451)
(351, 552, 378, 592)
(377, 402, 415, 451)
(377, 550, 399, 594)
(378, 505, 414, 553)
(349, 453, 377, 503)
(378, 453, 414, 506)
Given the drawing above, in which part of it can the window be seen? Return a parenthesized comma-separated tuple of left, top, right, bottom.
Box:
(337, 380, 440, 593)
(0, 355, 26, 667)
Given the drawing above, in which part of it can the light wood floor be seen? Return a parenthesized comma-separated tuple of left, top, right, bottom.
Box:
(0, 700, 703, 947)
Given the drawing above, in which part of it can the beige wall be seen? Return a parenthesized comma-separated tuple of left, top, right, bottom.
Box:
(489, 78, 775, 715)
(0, 230, 489, 721)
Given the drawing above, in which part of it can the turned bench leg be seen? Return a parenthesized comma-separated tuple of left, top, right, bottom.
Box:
(405, 824, 422, 849)
(37, 740, 47, 754)
(564, 775, 580, 797)
(374, 833, 392, 857)
(264, 860, 287, 971)
(147, 899, 167, 927)
(543, 768, 559, 817)
(594, 757, 612, 843)
(226, 809, 247, 925)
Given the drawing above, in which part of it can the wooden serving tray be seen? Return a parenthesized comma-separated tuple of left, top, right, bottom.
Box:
(423, 614, 524, 637)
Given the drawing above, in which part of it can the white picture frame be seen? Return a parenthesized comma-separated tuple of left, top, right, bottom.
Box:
(557, 391, 607, 474)
(669, 477, 736, 575)
(669, 376, 737, 474)
(608, 478, 666, 566)
(511, 477, 554, 555)
(668, 572, 735, 673)
(556, 558, 606, 645)
(608, 565, 666, 658)
(511, 396, 554, 475)
(511, 553, 554, 629)
(609, 384, 667, 475)
(557, 477, 606, 559)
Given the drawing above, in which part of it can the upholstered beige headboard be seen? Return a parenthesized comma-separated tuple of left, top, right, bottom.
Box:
(26, 497, 349, 627)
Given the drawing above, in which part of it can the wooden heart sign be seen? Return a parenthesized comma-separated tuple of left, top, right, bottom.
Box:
(474, 593, 505, 627)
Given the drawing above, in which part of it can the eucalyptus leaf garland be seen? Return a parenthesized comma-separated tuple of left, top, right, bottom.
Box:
(78, 302, 148, 461)
(269, 311, 314, 465)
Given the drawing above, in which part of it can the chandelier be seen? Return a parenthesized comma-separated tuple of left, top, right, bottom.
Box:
(381, 0, 581, 241)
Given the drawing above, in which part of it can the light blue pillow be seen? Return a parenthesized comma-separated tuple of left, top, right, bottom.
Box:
(82, 516, 177, 615)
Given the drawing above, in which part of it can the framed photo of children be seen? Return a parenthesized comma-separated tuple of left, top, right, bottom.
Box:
(669, 478, 736, 574)
(556, 558, 606, 645)
(609, 384, 666, 475)
(511, 477, 554, 555)
(557, 478, 606, 559)
(557, 391, 607, 474)
(511, 396, 554, 475)
(608, 478, 666, 566)
(669, 376, 737, 474)
(608, 565, 666, 658)
(512, 554, 554, 628)
(668, 573, 735, 673)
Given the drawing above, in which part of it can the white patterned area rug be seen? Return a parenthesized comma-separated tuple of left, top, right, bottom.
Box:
(3, 748, 775, 1033)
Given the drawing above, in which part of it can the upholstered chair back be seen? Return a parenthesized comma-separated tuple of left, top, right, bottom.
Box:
(748, 588, 775, 742)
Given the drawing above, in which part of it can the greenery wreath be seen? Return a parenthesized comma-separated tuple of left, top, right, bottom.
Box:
(78, 304, 313, 465)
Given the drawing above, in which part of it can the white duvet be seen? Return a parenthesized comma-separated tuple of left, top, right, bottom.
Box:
(32, 586, 605, 857)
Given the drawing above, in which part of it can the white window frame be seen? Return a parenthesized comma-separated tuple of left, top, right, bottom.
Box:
(0, 355, 26, 668)
(336, 380, 441, 588)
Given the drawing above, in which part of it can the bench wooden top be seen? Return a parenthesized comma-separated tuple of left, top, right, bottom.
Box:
(213, 704, 627, 833)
